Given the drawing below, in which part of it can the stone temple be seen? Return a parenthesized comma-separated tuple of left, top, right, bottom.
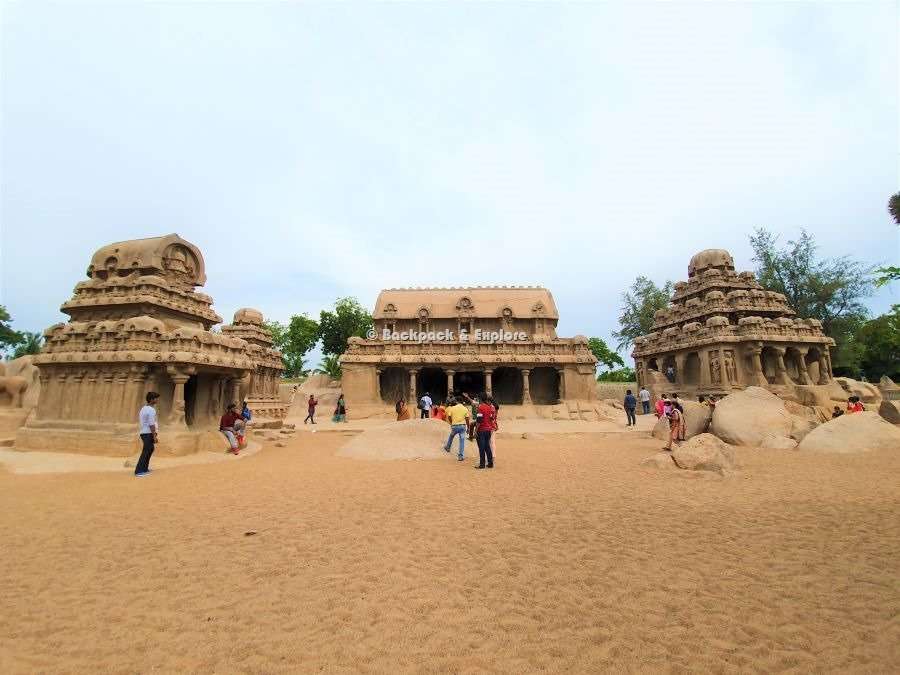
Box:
(340, 287, 598, 406)
(632, 249, 835, 399)
(16, 234, 284, 455)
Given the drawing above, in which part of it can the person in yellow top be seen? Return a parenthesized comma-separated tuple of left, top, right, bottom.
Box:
(442, 397, 471, 461)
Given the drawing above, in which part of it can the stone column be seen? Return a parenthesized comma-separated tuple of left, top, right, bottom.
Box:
(796, 348, 813, 385)
(484, 369, 493, 397)
(98, 371, 116, 422)
(731, 347, 746, 385)
(773, 347, 791, 385)
(521, 368, 532, 404)
(556, 367, 566, 400)
(749, 345, 767, 385)
(408, 369, 418, 403)
(818, 353, 830, 384)
(169, 367, 190, 427)
(698, 350, 710, 386)
(35, 371, 53, 419)
(82, 371, 100, 422)
(63, 371, 85, 420)
(674, 353, 686, 387)
(113, 371, 130, 422)
(375, 368, 383, 401)
(446, 369, 455, 395)
(718, 348, 731, 388)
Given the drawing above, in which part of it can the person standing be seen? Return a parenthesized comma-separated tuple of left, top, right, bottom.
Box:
(655, 393, 668, 418)
(663, 403, 685, 451)
(304, 395, 318, 424)
(638, 386, 651, 415)
(419, 392, 433, 419)
(442, 396, 470, 461)
(241, 400, 252, 423)
(475, 393, 495, 469)
(624, 389, 637, 427)
(333, 394, 347, 422)
(135, 391, 159, 477)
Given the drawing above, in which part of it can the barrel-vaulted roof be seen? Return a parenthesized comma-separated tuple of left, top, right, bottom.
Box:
(88, 233, 206, 286)
(374, 287, 559, 320)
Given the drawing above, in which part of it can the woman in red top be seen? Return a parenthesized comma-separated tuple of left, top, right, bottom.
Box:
(475, 393, 496, 469)
(846, 396, 864, 413)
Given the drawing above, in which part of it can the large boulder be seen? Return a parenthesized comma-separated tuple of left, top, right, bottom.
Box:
(760, 433, 798, 449)
(640, 452, 678, 470)
(878, 400, 900, 425)
(835, 378, 882, 405)
(709, 387, 792, 446)
(651, 400, 712, 441)
(796, 411, 900, 454)
(672, 433, 738, 476)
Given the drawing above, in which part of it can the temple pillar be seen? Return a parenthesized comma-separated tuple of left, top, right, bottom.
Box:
(818, 353, 830, 385)
(169, 367, 190, 427)
(556, 367, 566, 400)
(408, 369, 418, 403)
(773, 347, 791, 385)
(731, 347, 746, 385)
(522, 368, 532, 404)
(112, 371, 130, 422)
(375, 368, 383, 401)
(98, 371, 116, 422)
(484, 369, 493, 397)
(674, 353, 686, 386)
(446, 369, 455, 395)
(749, 345, 767, 386)
(63, 371, 85, 420)
(718, 348, 731, 388)
(83, 371, 100, 421)
(699, 350, 711, 386)
(796, 348, 813, 385)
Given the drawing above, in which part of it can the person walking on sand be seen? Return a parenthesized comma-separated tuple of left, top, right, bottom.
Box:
(639, 386, 651, 415)
(304, 395, 318, 424)
(135, 391, 160, 477)
(396, 398, 411, 421)
(663, 401, 685, 451)
(419, 392, 433, 419)
(333, 394, 348, 422)
(624, 389, 637, 427)
(442, 396, 470, 461)
(475, 392, 496, 469)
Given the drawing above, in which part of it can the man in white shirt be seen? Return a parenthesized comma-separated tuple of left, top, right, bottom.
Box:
(135, 391, 160, 477)
(419, 392, 433, 419)
(638, 387, 651, 415)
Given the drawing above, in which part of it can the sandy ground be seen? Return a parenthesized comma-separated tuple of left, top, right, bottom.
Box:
(1, 429, 898, 673)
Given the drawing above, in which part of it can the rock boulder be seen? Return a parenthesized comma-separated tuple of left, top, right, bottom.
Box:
(651, 400, 712, 441)
(709, 386, 792, 446)
(796, 411, 900, 454)
(878, 400, 900, 425)
(672, 433, 738, 476)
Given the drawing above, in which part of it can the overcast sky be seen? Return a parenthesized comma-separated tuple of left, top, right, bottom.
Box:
(2, 1, 898, 361)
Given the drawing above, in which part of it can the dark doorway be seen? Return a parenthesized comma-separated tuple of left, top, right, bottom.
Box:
(454, 371, 484, 399)
(683, 352, 700, 385)
(530, 367, 560, 404)
(184, 374, 198, 427)
(418, 367, 447, 403)
(493, 367, 523, 405)
(380, 367, 407, 403)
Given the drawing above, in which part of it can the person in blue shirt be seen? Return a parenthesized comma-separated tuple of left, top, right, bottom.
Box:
(624, 389, 637, 427)
(241, 401, 252, 423)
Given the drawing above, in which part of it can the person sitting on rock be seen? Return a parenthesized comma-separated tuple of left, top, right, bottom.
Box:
(846, 396, 865, 413)
(832, 405, 844, 419)
(220, 403, 246, 455)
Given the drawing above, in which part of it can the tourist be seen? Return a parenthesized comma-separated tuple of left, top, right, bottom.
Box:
(333, 394, 348, 422)
(624, 389, 637, 427)
(671, 393, 683, 412)
(665, 364, 676, 383)
(638, 386, 651, 415)
(663, 403, 685, 451)
(419, 392, 433, 419)
(241, 400, 252, 423)
(220, 403, 245, 455)
(135, 391, 159, 477)
(442, 396, 470, 461)
(655, 394, 668, 418)
(304, 394, 318, 424)
(832, 405, 844, 419)
(396, 398, 411, 421)
(467, 393, 480, 440)
(475, 392, 496, 469)
(489, 396, 500, 458)
(433, 401, 447, 422)
(846, 396, 864, 413)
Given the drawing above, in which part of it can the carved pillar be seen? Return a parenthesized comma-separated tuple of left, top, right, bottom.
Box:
(522, 368, 532, 404)
(718, 348, 731, 388)
(35, 371, 53, 419)
(63, 371, 85, 420)
(556, 367, 566, 400)
(113, 371, 130, 422)
(484, 369, 493, 397)
(796, 348, 813, 385)
(98, 371, 116, 422)
(818, 353, 830, 384)
(773, 347, 791, 385)
(408, 369, 418, 403)
(674, 353, 686, 386)
(82, 371, 100, 421)
(375, 368, 383, 401)
(731, 347, 746, 385)
(698, 350, 710, 386)
(168, 367, 190, 427)
(128, 366, 149, 423)
(446, 369, 455, 395)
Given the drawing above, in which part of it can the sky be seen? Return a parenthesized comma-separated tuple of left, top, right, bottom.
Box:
(2, 1, 898, 365)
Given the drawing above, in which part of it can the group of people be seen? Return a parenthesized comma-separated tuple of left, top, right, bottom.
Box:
(832, 396, 865, 418)
(135, 394, 253, 476)
(302, 393, 348, 424)
(395, 390, 500, 469)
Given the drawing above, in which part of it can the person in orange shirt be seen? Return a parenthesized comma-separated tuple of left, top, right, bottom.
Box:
(846, 396, 864, 413)
(475, 393, 496, 469)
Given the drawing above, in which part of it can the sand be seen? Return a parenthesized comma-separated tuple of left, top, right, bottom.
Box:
(337, 418, 457, 460)
(1, 430, 898, 673)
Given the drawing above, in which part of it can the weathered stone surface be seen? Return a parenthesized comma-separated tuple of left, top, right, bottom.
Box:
(835, 378, 882, 405)
(709, 387, 792, 446)
(651, 400, 712, 440)
(789, 416, 818, 442)
(878, 400, 900, 425)
(671, 433, 737, 476)
(640, 452, 677, 470)
(797, 412, 900, 454)
(760, 433, 798, 449)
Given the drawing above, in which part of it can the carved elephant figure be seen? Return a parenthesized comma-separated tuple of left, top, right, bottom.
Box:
(0, 375, 29, 407)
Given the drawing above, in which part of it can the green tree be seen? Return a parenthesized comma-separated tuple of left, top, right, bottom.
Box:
(856, 307, 900, 381)
(888, 191, 900, 225)
(318, 297, 373, 356)
(588, 336, 624, 372)
(596, 366, 636, 383)
(11, 331, 43, 359)
(0, 305, 25, 356)
(265, 314, 319, 378)
(315, 353, 343, 380)
(612, 277, 673, 351)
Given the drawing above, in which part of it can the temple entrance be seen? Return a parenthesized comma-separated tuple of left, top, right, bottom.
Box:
(493, 367, 523, 405)
(418, 367, 447, 403)
(661, 355, 677, 383)
(784, 348, 803, 384)
(454, 371, 484, 398)
(683, 352, 701, 385)
(530, 367, 560, 404)
(184, 374, 198, 427)
(380, 367, 407, 403)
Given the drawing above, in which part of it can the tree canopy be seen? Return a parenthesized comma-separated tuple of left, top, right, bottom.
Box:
(11, 331, 43, 359)
(1, 305, 25, 356)
(588, 337, 624, 371)
(612, 277, 673, 351)
(265, 314, 319, 378)
(318, 297, 373, 356)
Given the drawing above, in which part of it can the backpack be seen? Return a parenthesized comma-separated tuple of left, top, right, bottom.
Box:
(417, 398, 424, 410)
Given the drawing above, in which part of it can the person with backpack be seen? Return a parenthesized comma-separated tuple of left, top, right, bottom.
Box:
(418, 392, 433, 419)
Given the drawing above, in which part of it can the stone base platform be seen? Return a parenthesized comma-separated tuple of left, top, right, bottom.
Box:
(15, 426, 233, 457)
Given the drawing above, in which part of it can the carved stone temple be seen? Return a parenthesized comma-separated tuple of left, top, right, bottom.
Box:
(222, 308, 288, 420)
(632, 249, 835, 399)
(16, 234, 284, 456)
(340, 287, 598, 406)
